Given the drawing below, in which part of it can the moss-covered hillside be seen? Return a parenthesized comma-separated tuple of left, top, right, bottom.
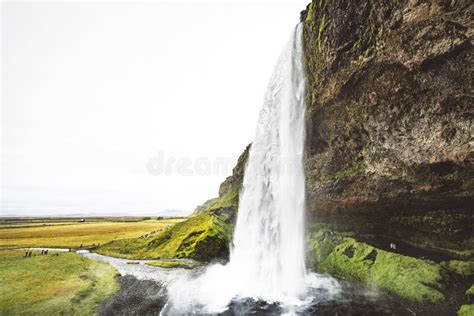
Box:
(96, 145, 250, 262)
(96, 211, 230, 261)
(308, 231, 446, 304)
(308, 229, 474, 314)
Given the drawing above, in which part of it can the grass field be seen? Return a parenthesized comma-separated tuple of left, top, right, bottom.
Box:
(0, 249, 120, 315)
(0, 218, 184, 248)
(0, 217, 187, 315)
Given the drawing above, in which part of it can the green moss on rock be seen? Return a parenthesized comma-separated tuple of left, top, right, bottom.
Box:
(146, 211, 231, 260)
(333, 161, 365, 181)
(146, 260, 193, 269)
(309, 232, 445, 303)
(466, 284, 474, 296)
(458, 304, 474, 316)
(206, 186, 240, 215)
(305, 3, 313, 22)
(441, 260, 474, 277)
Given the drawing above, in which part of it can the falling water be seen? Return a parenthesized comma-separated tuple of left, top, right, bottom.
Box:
(228, 21, 307, 300)
(164, 24, 339, 314)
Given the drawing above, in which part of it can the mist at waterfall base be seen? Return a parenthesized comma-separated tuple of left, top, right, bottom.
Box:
(161, 23, 339, 314)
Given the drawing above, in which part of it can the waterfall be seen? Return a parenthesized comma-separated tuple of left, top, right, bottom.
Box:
(228, 21, 306, 300)
(164, 24, 338, 314)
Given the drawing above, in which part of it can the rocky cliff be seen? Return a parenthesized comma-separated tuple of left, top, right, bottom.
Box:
(301, 1, 473, 313)
(302, 0, 473, 257)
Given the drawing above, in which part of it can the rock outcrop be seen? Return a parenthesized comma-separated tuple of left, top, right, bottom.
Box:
(302, 0, 473, 257)
(301, 1, 473, 312)
(193, 144, 250, 224)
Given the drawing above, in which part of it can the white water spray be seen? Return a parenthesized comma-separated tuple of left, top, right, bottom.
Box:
(228, 21, 306, 300)
(164, 24, 338, 314)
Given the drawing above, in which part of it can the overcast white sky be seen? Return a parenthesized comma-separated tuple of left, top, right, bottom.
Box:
(1, 1, 308, 216)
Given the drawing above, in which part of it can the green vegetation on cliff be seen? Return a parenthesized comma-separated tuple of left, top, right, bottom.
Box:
(466, 284, 474, 296)
(441, 260, 474, 277)
(194, 186, 240, 219)
(458, 305, 474, 316)
(309, 232, 445, 303)
(96, 211, 231, 261)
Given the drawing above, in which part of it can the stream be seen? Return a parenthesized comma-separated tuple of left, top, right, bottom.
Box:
(75, 250, 414, 315)
(77, 250, 200, 285)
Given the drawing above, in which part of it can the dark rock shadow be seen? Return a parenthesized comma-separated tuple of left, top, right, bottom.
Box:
(99, 275, 167, 316)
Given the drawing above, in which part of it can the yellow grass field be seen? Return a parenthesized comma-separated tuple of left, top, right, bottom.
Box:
(0, 218, 184, 248)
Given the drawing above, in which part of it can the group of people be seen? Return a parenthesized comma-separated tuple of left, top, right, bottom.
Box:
(24, 249, 48, 257)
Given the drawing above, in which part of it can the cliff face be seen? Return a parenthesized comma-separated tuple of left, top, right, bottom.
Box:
(193, 144, 250, 224)
(302, 0, 473, 255)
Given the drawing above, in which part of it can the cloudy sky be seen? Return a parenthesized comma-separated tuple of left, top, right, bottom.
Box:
(1, 1, 308, 216)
